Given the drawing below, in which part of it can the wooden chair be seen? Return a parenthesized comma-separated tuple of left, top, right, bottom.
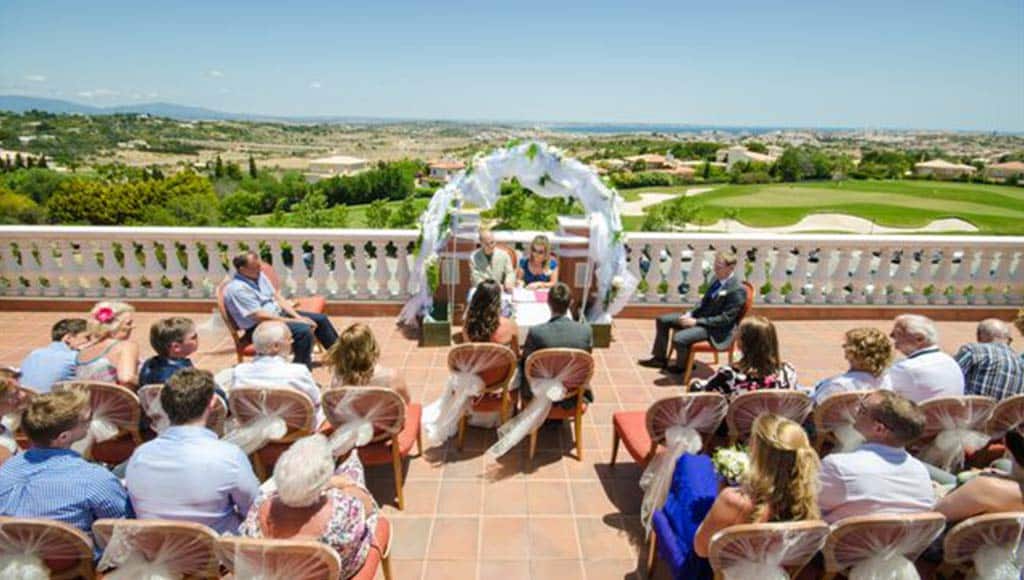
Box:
(3, 384, 38, 450)
(987, 394, 1024, 439)
(811, 390, 872, 454)
(943, 511, 1024, 579)
(446, 343, 518, 450)
(138, 383, 228, 436)
(93, 518, 219, 578)
(226, 386, 316, 480)
(216, 279, 257, 363)
(916, 396, 997, 471)
(321, 386, 422, 510)
(350, 516, 394, 580)
(523, 348, 595, 461)
(52, 380, 142, 464)
(216, 536, 341, 580)
(726, 390, 812, 445)
(260, 262, 327, 314)
(672, 280, 755, 387)
(823, 512, 947, 580)
(611, 393, 728, 468)
(708, 520, 829, 580)
(0, 516, 95, 580)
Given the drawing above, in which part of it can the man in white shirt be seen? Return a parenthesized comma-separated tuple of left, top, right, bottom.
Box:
(886, 314, 964, 403)
(220, 321, 323, 420)
(818, 390, 935, 523)
(125, 368, 260, 533)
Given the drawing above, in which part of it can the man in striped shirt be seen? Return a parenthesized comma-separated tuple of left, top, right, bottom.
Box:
(955, 319, 1024, 401)
(0, 390, 132, 541)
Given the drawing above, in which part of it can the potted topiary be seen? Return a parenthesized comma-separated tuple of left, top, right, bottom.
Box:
(420, 258, 451, 346)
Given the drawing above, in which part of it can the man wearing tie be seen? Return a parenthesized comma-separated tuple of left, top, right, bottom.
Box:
(639, 250, 747, 373)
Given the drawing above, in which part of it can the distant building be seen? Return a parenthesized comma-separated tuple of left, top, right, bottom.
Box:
(624, 154, 671, 170)
(305, 155, 369, 182)
(985, 161, 1024, 182)
(717, 146, 778, 169)
(428, 160, 466, 182)
(913, 159, 977, 180)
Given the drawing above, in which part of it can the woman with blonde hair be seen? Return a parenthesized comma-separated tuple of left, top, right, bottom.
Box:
(75, 301, 140, 389)
(691, 316, 797, 395)
(326, 323, 410, 402)
(516, 234, 559, 290)
(694, 414, 821, 557)
(812, 327, 893, 403)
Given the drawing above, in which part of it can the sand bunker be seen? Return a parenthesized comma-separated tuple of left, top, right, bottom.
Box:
(679, 214, 978, 234)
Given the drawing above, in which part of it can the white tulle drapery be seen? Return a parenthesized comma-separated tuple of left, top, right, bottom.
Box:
(224, 541, 342, 580)
(715, 526, 828, 580)
(138, 385, 170, 434)
(422, 346, 513, 447)
(0, 522, 90, 580)
(97, 524, 216, 580)
(398, 141, 636, 326)
(69, 395, 121, 457)
(832, 518, 945, 580)
(919, 399, 995, 472)
(223, 390, 312, 455)
(730, 391, 813, 441)
(322, 392, 405, 458)
(639, 396, 728, 533)
(973, 545, 1024, 580)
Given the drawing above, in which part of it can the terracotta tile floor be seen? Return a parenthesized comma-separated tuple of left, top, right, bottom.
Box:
(0, 310, 991, 580)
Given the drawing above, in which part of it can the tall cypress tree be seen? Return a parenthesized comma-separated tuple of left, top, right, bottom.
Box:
(248, 154, 258, 178)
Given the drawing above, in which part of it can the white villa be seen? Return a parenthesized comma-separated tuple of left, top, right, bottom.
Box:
(985, 161, 1024, 182)
(427, 160, 466, 182)
(717, 145, 779, 169)
(913, 159, 977, 180)
(305, 155, 369, 182)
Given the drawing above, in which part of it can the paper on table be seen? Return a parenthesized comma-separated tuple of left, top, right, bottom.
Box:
(512, 288, 539, 303)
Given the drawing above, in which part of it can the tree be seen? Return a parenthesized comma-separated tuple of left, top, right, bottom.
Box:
(745, 141, 768, 154)
(219, 189, 263, 225)
(702, 162, 711, 180)
(214, 155, 224, 178)
(366, 199, 393, 228)
(225, 161, 243, 180)
(248, 155, 258, 178)
(389, 196, 420, 228)
(14, 153, 24, 169)
(37, 155, 48, 169)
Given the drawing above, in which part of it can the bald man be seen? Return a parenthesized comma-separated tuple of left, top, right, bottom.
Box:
(471, 228, 514, 291)
(955, 318, 1024, 400)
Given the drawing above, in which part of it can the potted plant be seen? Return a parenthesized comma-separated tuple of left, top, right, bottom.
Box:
(420, 258, 451, 346)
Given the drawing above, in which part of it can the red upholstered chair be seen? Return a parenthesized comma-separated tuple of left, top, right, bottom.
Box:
(93, 518, 220, 578)
(0, 516, 96, 580)
(138, 383, 228, 436)
(350, 516, 394, 580)
(523, 348, 595, 461)
(260, 262, 327, 314)
(708, 520, 828, 580)
(915, 396, 997, 472)
(216, 536, 341, 580)
(811, 390, 873, 454)
(987, 394, 1024, 439)
(446, 343, 519, 450)
(942, 512, 1024, 579)
(225, 386, 316, 480)
(320, 386, 422, 510)
(216, 279, 257, 363)
(52, 380, 142, 465)
(823, 513, 946, 580)
(726, 390, 812, 445)
(611, 393, 728, 468)
(672, 281, 756, 388)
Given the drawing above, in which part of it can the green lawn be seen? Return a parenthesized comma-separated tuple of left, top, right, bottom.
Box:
(623, 180, 1024, 234)
(248, 198, 429, 228)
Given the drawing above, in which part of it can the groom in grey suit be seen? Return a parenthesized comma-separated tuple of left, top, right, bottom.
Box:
(520, 282, 593, 405)
(640, 250, 747, 373)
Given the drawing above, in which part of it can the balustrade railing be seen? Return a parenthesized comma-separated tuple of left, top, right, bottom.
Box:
(1, 226, 1020, 307)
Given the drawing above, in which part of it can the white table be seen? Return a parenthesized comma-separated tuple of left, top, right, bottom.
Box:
(512, 288, 552, 345)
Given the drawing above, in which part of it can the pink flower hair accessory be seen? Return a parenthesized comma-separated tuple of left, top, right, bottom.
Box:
(94, 307, 115, 324)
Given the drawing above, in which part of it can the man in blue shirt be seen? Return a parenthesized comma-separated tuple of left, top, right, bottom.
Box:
(139, 316, 199, 386)
(126, 368, 260, 533)
(0, 390, 132, 543)
(19, 318, 89, 392)
(223, 251, 338, 367)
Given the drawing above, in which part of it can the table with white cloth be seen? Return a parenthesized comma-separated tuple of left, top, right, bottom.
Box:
(512, 288, 552, 345)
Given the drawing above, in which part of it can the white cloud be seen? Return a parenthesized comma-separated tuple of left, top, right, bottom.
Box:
(77, 89, 119, 99)
(145, 91, 159, 98)
(24, 75, 47, 82)
(309, 81, 322, 89)
(204, 69, 225, 78)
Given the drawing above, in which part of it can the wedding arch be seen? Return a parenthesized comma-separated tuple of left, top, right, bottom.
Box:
(398, 140, 637, 326)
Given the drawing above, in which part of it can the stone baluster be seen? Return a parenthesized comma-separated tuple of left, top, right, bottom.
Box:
(373, 240, 391, 299)
(645, 242, 665, 302)
(686, 245, 705, 304)
(291, 240, 310, 297)
(989, 247, 1014, 305)
(19, 241, 43, 297)
(264, 242, 283, 294)
(909, 246, 932, 305)
(868, 247, 893, 304)
(162, 240, 187, 298)
(787, 245, 810, 304)
(848, 248, 873, 305)
(354, 243, 371, 299)
(928, 246, 956, 305)
(309, 240, 329, 297)
(0, 242, 19, 296)
(141, 241, 162, 298)
(332, 242, 352, 298)
(889, 247, 915, 305)
(394, 242, 410, 298)
(809, 246, 831, 304)
(57, 239, 82, 297)
(968, 248, 995, 305)
(38, 240, 62, 297)
(185, 242, 206, 298)
(79, 240, 103, 298)
(122, 242, 145, 298)
(950, 247, 975, 305)
(1007, 248, 1023, 305)
(664, 242, 685, 303)
(97, 241, 119, 297)
(207, 243, 228, 287)
(828, 246, 853, 304)
(626, 243, 644, 302)
(766, 245, 788, 304)
(746, 246, 767, 302)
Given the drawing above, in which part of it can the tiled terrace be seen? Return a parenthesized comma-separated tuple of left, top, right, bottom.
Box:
(0, 311, 991, 580)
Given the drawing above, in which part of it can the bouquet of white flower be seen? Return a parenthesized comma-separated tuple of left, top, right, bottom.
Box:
(711, 446, 750, 485)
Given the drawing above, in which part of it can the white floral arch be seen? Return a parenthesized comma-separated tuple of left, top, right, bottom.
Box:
(398, 141, 637, 325)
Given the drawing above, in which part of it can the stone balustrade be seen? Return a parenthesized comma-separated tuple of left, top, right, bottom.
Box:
(1, 226, 1020, 307)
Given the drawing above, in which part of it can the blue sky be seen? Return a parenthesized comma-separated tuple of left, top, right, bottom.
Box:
(1, 0, 1022, 130)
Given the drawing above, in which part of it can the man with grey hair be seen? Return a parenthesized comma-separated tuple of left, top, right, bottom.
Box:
(954, 318, 1024, 400)
(471, 227, 514, 291)
(221, 321, 322, 420)
(887, 314, 964, 403)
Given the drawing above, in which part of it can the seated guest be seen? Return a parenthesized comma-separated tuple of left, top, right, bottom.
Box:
(0, 370, 30, 461)
(221, 321, 323, 417)
(516, 234, 559, 290)
(818, 390, 934, 523)
(471, 227, 515, 291)
(813, 327, 893, 403)
(138, 316, 199, 386)
(954, 318, 1024, 400)
(19, 318, 89, 392)
(691, 316, 797, 396)
(223, 251, 339, 368)
(886, 314, 964, 403)
(694, 414, 819, 557)
(463, 279, 519, 356)
(0, 390, 132, 540)
(520, 283, 593, 405)
(125, 368, 260, 533)
(326, 323, 410, 402)
(75, 301, 140, 389)
(935, 466, 1024, 523)
(639, 250, 747, 374)
(240, 434, 378, 577)
(1015, 309, 1024, 360)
